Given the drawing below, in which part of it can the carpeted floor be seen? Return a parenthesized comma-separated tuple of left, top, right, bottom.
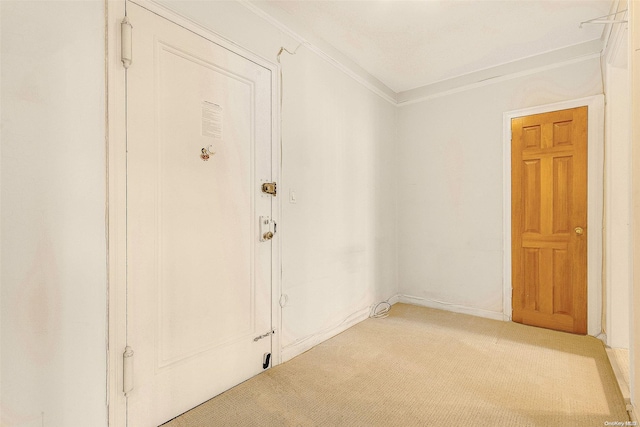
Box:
(163, 303, 629, 426)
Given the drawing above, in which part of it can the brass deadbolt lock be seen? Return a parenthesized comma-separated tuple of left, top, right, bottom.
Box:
(262, 182, 277, 196)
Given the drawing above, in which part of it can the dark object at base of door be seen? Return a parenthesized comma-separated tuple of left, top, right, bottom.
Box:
(263, 353, 271, 369)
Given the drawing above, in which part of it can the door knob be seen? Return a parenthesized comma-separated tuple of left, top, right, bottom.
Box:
(574, 226, 584, 235)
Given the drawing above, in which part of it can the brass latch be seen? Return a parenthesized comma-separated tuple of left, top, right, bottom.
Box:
(262, 182, 277, 196)
(260, 216, 277, 242)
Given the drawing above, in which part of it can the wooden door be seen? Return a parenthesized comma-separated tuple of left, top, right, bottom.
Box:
(125, 3, 274, 426)
(511, 106, 587, 334)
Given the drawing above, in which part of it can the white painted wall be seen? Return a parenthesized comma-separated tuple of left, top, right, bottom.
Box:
(278, 48, 397, 357)
(397, 58, 602, 319)
(0, 2, 107, 426)
(604, 28, 631, 349)
(156, 0, 398, 360)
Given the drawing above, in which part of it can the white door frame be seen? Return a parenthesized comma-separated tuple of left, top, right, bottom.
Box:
(106, 1, 282, 425)
(502, 95, 604, 337)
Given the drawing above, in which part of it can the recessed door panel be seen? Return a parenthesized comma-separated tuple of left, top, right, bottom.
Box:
(552, 157, 573, 234)
(523, 125, 541, 149)
(522, 248, 540, 311)
(522, 160, 541, 234)
(553, 121, 573, 147)
(553, 248, 572, 315)
(156, 44, 255, 367)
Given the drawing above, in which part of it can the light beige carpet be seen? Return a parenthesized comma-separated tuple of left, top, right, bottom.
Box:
(163, 303, 629, 427)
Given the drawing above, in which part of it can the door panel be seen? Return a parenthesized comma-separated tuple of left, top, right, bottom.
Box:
(523, 160, 541, 233)
(156, 43, 254, 368)
(511, 107, 587, 334)
(126, 3, 273, 426)
(552, 157, 572, 233)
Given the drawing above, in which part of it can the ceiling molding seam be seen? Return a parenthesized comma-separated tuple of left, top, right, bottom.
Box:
(398, 38, 602, 103)
(604, 21, 628, 66)
(149, 0, 615, 109)
(603, 2, 629, 64)
(396, 52, 602, 107)
(601, 0, 622, 48)
(237, 0, 398, 106)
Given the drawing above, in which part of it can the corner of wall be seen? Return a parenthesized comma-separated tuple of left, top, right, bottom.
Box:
(629, 0, 640, 412)
(281, 306, 371, 362)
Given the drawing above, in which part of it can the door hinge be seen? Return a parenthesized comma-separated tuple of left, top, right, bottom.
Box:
(261, 182, 277, 196)
(121, 17, 133, 69)
(123, 346, 134, 396)
(254, 329, 275, 342)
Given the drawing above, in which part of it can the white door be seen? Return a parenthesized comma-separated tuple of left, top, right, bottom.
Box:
(125, 3, 273, 426)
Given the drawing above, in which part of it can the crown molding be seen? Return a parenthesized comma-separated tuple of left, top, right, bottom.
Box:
(398, 40, 603, 105)
(148, 0, 610, 108)
(239, 0, 398, 105)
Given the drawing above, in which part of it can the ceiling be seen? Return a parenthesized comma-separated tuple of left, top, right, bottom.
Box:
(250, 0, 613, 94)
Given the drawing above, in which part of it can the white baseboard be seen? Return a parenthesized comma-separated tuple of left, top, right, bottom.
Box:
(397, 294, 504, 321)
(388, 294, 401, 305)
(595, 332, 608, 345)
(280, 294, 503, 363)
(628, 402, 638, 424)
(281, 306, 371, 362)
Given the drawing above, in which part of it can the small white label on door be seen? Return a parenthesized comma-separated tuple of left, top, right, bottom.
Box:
(202, 101, 223, 139)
